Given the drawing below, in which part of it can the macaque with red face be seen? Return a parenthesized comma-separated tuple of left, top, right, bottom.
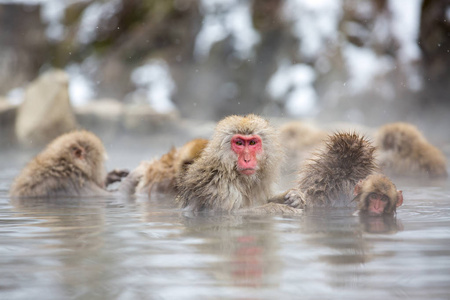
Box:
(230, 134, 262, 175)
(10, 131, 119, 198)
(119, 138, 209, 197)
(353, 174, 403, 216)
(176, 114, 285, 213)
(375, 122, 448, 179)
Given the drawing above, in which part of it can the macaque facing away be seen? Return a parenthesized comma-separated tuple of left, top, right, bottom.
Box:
(282, 132, 377, 208)
(10, 131, 111, 198)
(353, 174, 403, 216)
(375, 122, 447, 179)
(119, 138, 208, 197)
(176, 114, 283, 212)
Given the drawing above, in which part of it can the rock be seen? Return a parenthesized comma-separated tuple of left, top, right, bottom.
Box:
(74, 98, 124, 138)
(0, 98, 17, 147)
(0, 98, 16, 128)
(15, 69, 77, 147)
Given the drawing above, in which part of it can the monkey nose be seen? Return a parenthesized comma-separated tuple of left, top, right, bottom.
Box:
(374, 200, 382, 209)
(244, 153, 251, 162)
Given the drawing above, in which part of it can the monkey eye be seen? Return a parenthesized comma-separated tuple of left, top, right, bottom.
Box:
(235, 140, 243, 146)
(368, 193, 379, 200)
(249, 140, 257, 146)
(369, 193, 388, 202)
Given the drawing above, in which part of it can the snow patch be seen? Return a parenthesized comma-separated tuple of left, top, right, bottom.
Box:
(283, 0, 342, 58)
(343, 43, 394, 95)
(267, 62, 317, 116)
(195, 0, 260, 60)
(130, 60, 177, 113)
(388, 0, 423, 91)
(77, 0, 122, 44)
(66, 63, 96, 106)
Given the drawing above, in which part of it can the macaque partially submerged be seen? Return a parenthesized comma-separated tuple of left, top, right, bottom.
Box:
(282, 132, 377, 209)
(176, 114, 284, 212)
(375, 122, 448, 179)
(119, 138, 209, 197)
(10, 131, 115, 198)
(275, 132, 404, 216)
(353, 174, 403, 216)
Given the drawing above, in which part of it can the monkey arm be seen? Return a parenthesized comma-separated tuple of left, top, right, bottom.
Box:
(116, 161, 151, 195)
(116, 170, 141, 195)
(81, 181, 112, 196)
(105, 169, 130, 187)
(268, 191, 289, 204)
(241, 202, 303, 215)
(284, 189, 307, 209)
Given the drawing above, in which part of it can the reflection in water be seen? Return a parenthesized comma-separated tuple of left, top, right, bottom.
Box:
(359, 213, 404, 234)
(1, 175, 450, 299)
(181, 213, 283, 289)
(4, 197, 108, 299)
(295, 208, 372, 292)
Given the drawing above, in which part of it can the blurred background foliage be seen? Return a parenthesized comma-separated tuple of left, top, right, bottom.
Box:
(0, 0, 449, 126)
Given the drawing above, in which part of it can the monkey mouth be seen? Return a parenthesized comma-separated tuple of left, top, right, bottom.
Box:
(368, 210, 384, 216)
(239, 168, 256, 175)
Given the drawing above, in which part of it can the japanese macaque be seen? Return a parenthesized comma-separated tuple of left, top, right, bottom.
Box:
(353, 174, 403, 216)
(118, 138, 208, 197)
(280, 132, 377, 208)
(10, 131, 113, 198)
(375, 122, 448, 179)
(176, 114, 284, 213)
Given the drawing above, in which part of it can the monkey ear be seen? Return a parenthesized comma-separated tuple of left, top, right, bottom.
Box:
(396, 190, 403, 207)
(353, 180, 363, 196)
(72, 146, 85, 160)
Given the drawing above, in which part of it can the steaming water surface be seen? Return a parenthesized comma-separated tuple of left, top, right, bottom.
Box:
(1, 144, 449, 300)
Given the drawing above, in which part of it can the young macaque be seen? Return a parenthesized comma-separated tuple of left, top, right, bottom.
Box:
(176, 114, 283, 213)
(281, 132, 377, 208)
(353, 174, 403, 216)
(375, 122, 448, 179)
(10, 130, 114, 198)
(118, 138, 208, 197)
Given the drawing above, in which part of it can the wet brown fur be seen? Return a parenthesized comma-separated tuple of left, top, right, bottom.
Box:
(354, 174, 401, 215)
(176, 114, 283, 212)
(137, 138, 208, 194)
(375, 122, 447, 179)
(285, 132, 377, 208)
(10, 131, 108, 198)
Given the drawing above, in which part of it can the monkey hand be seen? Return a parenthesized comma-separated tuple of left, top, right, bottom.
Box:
(105, 169, 130, 186)
(243, 203, 303, 215)
(284, 189, 306, 208)
(117, 161, 153, 195)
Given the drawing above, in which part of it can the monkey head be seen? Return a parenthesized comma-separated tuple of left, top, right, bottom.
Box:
(376, 122, 425, 156)
(354, 174, 403, 216)
(49, 131, 107, 188)
(209, 114, 280, 177)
